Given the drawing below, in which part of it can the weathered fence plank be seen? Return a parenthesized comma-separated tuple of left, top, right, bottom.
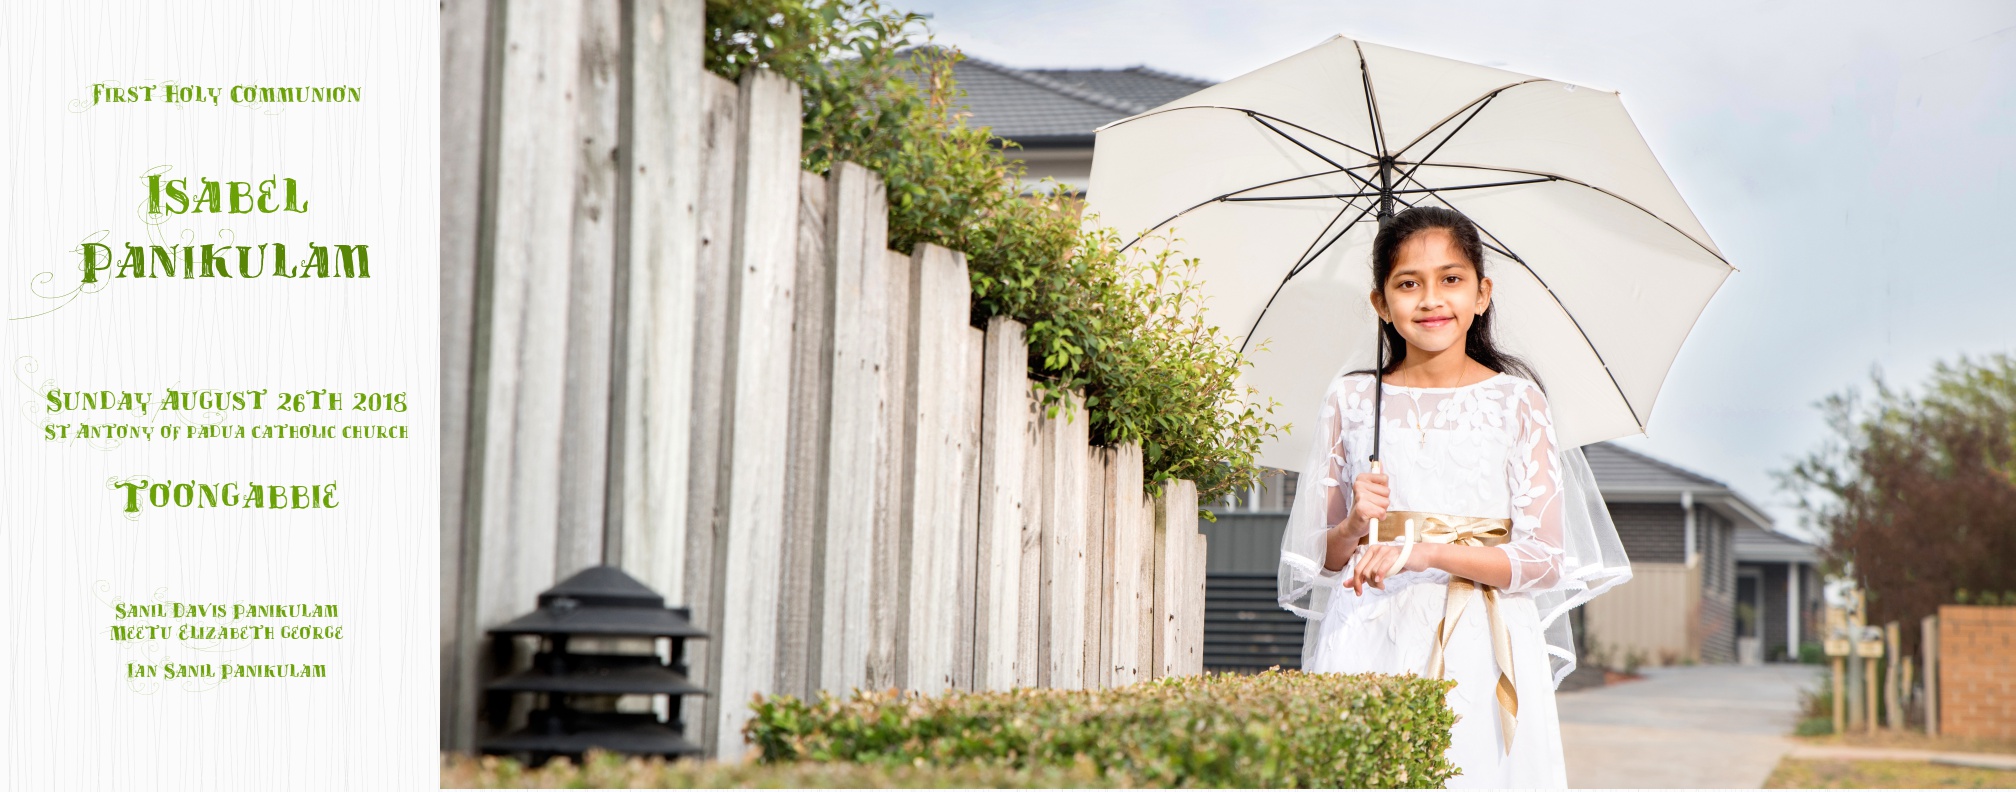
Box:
(953, 326, 985, 690)
(867, 247, 914, 692)
(1188, 530, 1210, 676)
(614, 0, 704, 622)
(684, 70, 743, 757)
(471, 0, 586, 738)
(440, 0, 495, 753)
(709, 69, 804, 760)
(1018, 386, 1045, 689)
(815, 163, 886, 695)
(1153, 479, 1201, 679)
(974, 317, 1028, 691)
(1108, 442, 1145, 687)
(777, 170, 832, 699)
(1137, 489, 1158, 682)
(1041, 392, 1090, 689)
(1084, 447, 1112, 689)
(556, 0, 622, 576)
(902, 243, 972, 696)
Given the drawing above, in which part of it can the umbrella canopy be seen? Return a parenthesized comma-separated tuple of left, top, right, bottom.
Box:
(1084, 34, 1732, 471)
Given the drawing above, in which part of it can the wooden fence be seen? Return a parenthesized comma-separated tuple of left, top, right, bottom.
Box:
(441, 0, 1208, 760)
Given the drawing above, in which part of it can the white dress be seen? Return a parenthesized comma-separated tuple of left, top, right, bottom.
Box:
(1299, 371, 1569, 788)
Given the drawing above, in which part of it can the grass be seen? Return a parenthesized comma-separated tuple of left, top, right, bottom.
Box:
(1794, 730, 2016, 756)
(1765, 758, 2016, 789)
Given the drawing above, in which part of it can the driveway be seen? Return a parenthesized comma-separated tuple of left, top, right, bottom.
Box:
(1557, 663, 1824, 789)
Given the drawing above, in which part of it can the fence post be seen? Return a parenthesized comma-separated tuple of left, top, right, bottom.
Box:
(776, 170, 832, 700)
(1017, 386, 1046, 688)
(815, 163, 888, 695)
(1108, 442, 1145, 687)
(974, 317, 1029, 691)
(1884, 621, 1902, 730)
(902, 243, 972, 696)
(554, 0, 622, 576)
(1040, 392, 1090, 689)
(681, 70, 743, 757)
(954, 325, 985, 691)
(1189, 529, 1209, 675)
(1922, 614, 1939, 736)
(613, 0, 704, 661)
(440, 0, 497, 753)
(866, 248, 915, 692)
(708, 68, 804, 761)
(469, 0, 589, 746)
(1084, 447, 1115, 689)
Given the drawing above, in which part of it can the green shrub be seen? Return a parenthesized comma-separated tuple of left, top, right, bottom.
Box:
(1794, 716, 1834, 737)
(1797, 640, 1826, 665)
(1799, 681, 1834, 721)
(441, 749, 1118, 788)
(702, 0, 1282, 509)
(741, 669, 1459, 788)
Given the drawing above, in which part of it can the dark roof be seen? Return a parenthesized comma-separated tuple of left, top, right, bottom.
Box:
(1585, 441, 1775, 532)
(1735, 526, 1820, 565)
(901, 47, 1214, 147)
(1583, 441, 1726, 492)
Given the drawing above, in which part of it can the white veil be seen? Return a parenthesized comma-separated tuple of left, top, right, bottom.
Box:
(1276, 366, 1634, 686)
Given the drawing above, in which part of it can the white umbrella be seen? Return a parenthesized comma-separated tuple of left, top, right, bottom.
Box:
(1084, 34, 1731, 470)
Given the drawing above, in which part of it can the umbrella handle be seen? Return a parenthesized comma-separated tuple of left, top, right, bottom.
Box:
(1387, 519, 1416, 578)
(1362, 460, 1414, 578)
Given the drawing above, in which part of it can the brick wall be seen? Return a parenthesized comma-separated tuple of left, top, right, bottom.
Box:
(1940, 605, 2016, 739)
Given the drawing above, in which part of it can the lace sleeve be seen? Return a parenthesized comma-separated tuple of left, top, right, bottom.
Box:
(1319, 391, 1350, 573)
(1501, 382, 1567, 592)
(1279, 376, 1358, 619)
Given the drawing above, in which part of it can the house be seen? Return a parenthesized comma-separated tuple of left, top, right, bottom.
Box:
(927, 48, 1215, 195)
(1735, 523, 1824, 663)
(1576, 443, 1820, 667)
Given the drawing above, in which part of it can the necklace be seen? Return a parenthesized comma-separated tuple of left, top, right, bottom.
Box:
(1412, 399, 1430, 448)
(1392, 363, 1480, 448)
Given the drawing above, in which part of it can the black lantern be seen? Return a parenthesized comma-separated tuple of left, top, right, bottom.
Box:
(480, 565, 707, 765)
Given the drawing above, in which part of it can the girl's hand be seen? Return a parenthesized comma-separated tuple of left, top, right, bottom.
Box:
(1346, 542, 1435, 595)
(1337, 471, 1389, 540)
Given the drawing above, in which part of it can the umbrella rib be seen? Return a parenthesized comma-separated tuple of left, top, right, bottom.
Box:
(1401, 161, 1729, 266)
(1287, 201, 1360, 279)
(1221, 176, 1555, 202)
(1397, 170, 1649, 433)
(1245, 114, 1385, 194)
(1237, 197, 1382, 356)
(1353, 40, 1389, 156)
(1100, 105, 1383, 162)
(1391, 94, 1499, 192)
(1391, 79, 1549, 159)
(1247, 115, 1352, 174)
(1111, 164, 1376, 254)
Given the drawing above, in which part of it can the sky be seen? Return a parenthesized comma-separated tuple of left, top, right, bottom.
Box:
(900, 0, 2016, 541)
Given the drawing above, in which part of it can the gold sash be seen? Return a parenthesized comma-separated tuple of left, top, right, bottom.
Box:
(1360, 510, 1520, 753)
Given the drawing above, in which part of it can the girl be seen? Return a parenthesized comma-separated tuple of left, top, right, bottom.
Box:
(1276, 206, 1631, 787)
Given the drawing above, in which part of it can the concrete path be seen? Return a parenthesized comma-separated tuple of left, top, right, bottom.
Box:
(1556, 663, 1824, 789)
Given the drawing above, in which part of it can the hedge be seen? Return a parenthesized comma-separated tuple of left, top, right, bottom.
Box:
(444, 670, 1457, 788)
(745, 669, 1458, 788)
(439, 750, 1116, 788)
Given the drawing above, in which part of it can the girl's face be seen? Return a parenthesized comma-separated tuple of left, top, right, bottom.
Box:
(1370, 228, 1493, 355)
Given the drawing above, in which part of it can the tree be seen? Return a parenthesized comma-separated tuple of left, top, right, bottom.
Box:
(701, 0, 1282, 508)
(1777, 353, 2016, 647)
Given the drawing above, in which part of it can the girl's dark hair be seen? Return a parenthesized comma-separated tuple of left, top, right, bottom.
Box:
(1347, 205, 1542, 391)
